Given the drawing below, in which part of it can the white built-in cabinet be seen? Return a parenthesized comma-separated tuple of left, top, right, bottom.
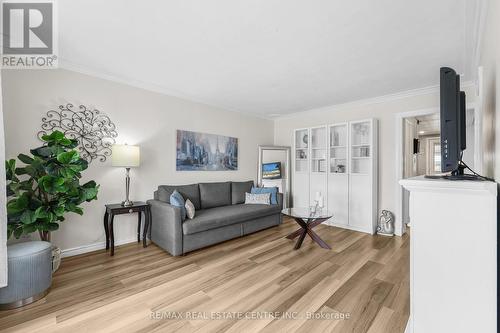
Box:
(293, 128, 310, 208)
(293, 119, 378, 234)
(309, 126, 328, 208)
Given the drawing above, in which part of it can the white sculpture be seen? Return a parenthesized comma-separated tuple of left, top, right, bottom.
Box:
(377, 210, 395, 236)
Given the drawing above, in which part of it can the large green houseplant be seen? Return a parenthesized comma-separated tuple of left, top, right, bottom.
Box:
(6, 131, 99, 245)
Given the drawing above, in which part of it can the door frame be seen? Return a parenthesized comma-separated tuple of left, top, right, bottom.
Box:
(425, 136, 441, 175)
(394, 103, 481, 236)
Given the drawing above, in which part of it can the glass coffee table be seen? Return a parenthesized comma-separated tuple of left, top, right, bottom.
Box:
(282, 208, 333, 250)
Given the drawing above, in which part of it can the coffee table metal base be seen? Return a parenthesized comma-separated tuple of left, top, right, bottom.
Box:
(286, 217, 331, 250)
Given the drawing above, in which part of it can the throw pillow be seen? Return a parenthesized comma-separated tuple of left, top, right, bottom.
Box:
(251, 186, 278, 205)
(170, 190, 187, 221)
(245, 192, 271, 205)
(185, 199, 196, 219)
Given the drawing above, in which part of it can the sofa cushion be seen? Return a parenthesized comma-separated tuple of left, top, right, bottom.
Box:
(199, 182, 231, 209)
(231, 181, 254, 204)
(157, 184, 201, 210)
(182, 204, 281, 235)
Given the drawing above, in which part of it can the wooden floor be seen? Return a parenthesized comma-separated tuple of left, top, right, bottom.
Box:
(0, 217, 409, 333)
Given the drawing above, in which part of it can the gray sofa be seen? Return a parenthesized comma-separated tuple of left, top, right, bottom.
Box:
(147, 181, 283, 256)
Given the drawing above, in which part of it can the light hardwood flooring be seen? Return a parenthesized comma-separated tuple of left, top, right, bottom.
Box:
(0, 217, 409, 333)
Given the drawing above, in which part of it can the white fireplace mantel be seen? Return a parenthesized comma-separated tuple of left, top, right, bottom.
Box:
(400, 176, 497, 333)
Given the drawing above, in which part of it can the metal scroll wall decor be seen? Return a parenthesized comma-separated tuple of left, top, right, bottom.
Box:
(38, 103, 118, 163)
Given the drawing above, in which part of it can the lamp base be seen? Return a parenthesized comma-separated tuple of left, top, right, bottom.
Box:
(122, 168, 133, 207)
(122, 200, 134, 207)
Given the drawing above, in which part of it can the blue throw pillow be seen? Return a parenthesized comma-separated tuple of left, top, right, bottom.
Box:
(170, 190, 187, 221)
(251, 186, 278, 205)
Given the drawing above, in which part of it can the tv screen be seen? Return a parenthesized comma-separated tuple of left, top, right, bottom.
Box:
(262, 162, 281, 179)
(439, 67, 466, 173)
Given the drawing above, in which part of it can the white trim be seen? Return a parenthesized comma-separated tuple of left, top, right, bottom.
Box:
(394, 108, 439, 236)
(474, 67, 484, 174)
(61, 237, 137, 258)
(470, 0, 490, 81)
(404, 318, 411, 333)
(275, 82, 475, 120)
(324, 222, 373, 234)
(60, 60, 476, 122)
(425, 136, 441, 175)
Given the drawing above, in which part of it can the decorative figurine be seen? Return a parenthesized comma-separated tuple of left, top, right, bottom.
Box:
(377, 210, 395, 236)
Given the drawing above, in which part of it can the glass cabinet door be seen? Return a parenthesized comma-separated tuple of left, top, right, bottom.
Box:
(295, 129, 309, 172)
(310, 127, 327, 173)
(329, 124, 348, 174)
(350, 121, 371, 174)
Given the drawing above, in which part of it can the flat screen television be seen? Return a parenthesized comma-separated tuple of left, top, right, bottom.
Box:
(430, 66, 491, 181)
(439, 67, 466, 175)
(262, 162, 281, 179)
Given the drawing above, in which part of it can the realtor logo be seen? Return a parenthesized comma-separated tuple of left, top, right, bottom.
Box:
(1, 0, 58, 68)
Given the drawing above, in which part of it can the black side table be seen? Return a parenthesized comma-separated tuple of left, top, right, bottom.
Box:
(103, 202, 151, 256)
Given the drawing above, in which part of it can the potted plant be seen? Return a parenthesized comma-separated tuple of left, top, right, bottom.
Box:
(6, 131, 99, 272)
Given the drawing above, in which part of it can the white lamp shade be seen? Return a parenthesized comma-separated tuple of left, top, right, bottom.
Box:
(112, 144, 140, 167)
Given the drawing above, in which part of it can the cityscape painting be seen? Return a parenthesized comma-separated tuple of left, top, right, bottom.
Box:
(176, 130, 238, 171)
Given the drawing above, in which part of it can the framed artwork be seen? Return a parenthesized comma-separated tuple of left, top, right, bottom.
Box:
(176, 130, 238, 171)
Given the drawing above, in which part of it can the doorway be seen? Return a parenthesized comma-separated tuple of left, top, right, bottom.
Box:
(401, 113, 441, 226)
(394, 105, 480, 236)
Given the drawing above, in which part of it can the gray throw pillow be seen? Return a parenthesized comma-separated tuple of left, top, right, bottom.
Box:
(244, 192, 271, 205)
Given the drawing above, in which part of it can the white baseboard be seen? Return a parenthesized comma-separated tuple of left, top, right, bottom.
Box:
(323, 221, 374, 235)
(404, 318, 411, 333)
(61, 237, 137, 258)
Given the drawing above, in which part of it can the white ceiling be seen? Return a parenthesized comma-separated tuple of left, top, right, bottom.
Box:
(59, 0, 476, 117)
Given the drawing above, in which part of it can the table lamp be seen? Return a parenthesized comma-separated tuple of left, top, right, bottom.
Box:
(112, 144, 140, 207)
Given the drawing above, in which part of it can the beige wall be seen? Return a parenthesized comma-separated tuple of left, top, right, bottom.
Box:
(273, 87, 476, 221)
(479, 0, 500, 179)
(1, 69, 273, 253)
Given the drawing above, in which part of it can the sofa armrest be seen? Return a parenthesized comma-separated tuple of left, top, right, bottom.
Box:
(276, 193, 283, 209)
(147, 199, 183, 256)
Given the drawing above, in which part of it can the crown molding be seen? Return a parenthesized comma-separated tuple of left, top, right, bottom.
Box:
(59, 61, 475, 123)
(274, 81, 475, 120)
(58, 60, 273, 121)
